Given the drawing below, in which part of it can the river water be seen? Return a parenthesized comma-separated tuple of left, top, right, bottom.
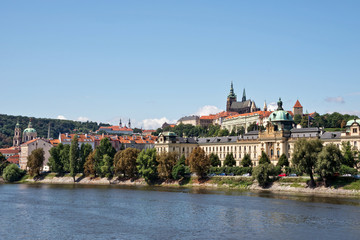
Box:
(1, 184, 360, 240)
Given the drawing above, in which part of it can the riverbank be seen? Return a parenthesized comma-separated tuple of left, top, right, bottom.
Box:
(18, 174, 360, 197)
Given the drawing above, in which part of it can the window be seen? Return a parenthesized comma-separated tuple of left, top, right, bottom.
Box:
(353, 128, 358, 133)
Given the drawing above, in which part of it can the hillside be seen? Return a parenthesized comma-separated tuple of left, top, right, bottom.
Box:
(0, 114, 110, 148)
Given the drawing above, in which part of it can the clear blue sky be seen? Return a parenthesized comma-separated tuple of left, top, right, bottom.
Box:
(1, 1, 359, 129)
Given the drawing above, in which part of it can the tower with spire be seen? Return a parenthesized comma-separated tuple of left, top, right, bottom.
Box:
(128, 119, 131, 129)
(242, 88, 246, 102)
(13, 120, 22, 147)
(263, 100, 268, 112)
(293, 100, 303, 116)
(119, 119, 122, 128)
(226, 82, 237, 112)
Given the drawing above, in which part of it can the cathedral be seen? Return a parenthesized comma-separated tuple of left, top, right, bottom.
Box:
(13, 119, 37, 147)
(226, 82, 260, 114)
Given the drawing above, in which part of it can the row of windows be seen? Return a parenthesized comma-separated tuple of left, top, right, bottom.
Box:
(202, 145, 257, 152)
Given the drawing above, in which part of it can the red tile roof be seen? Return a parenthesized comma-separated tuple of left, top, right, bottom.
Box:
(226, 111, 272, 120)
(293, 100, 302, 108)
(7, 155, 19, 164)
(200, 111, 238, 120)
(21, 139, 38, 146)
(0, 147, 20, 154)
(99, 126, 133, 132)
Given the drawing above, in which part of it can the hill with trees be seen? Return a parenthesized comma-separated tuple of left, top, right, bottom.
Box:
(0, 114, 110, 148)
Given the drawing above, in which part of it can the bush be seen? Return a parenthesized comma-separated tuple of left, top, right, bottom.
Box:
(252, 163, 274, 187)
(339, 165, 358, 175)
(2, 164, 24, 182)
(273, 166, 282, 176)
(209, 166, 252, 176)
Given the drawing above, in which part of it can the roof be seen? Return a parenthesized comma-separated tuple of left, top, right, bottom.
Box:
(291, 128, 321, 133)
(178, 116, 199, 122)
(197, 136, 239, 144)
(320, 132, 341, 140)
(293, 100, 303, 108)
(50, 139, 60, 146)
(269, 110, 294, 122)
(200, 111, 238, 120)
(99, 126, 133, 132)
(225, 111, 271, 120)
(20, 139, 38, 146)
(346, 119, 360, 127)
(7, 155, 19, 164)
(230, 99, 252, 109)
(0, 147, 20, 154)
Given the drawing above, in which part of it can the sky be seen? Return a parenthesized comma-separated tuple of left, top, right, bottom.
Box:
(1, 1, 359, 129)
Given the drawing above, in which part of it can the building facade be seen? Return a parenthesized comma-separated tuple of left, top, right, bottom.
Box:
(226, 82, 260, 114)
(19, 138, 53, 171)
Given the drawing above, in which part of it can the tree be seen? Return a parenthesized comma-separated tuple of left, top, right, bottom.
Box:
(253, 163, 274, 187)
(294, 114, 302, 125)
(187, 147, 210, 179)
(218, 129, 229, 137)
(84, 151, 96, 177)
(69, 135, 80, 182)
(315, 144, 342, 186)
(341, 141, 356, 167)
(172, 155, 188, 180)
(48, 144, 63, 175)
(2, 164, 23, 182)
(224, 153, 236, 167)
(259, 151, 270, 165)
(292, 139, 323, 187)
(27, 148, 45, 177)
(136, 149, 158, 183)
(300, 115, 309, 128)
(101, 154, 113, 179)
(209, 153, 221, 167)
(114, 148, 140, 178)
(60, 144, 70, 172)
(0, 152, 9, 175)
(80, 143, 93, 174)
(277, 154, 289, 167)
(241, 154, 252, 167)
(157, 152, 178, 180)
(94, 138, 116, 176)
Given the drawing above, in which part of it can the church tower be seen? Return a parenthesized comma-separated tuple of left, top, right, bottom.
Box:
(119, 119, 122, 128)
(13, 121, 21, 147)
(242, 88, 246, 102)
(226, 82, 237, 112)
(128, 119, 131, 129)
(263, 101, 268, 111)
(293, 100, 303, 116)
(22, 119, 37, 142)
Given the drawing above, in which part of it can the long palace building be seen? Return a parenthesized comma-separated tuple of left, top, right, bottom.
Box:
(155, 98, 360, 166)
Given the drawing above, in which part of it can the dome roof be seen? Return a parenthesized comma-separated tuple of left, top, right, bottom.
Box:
(346, 119, 360, 127)
(269, 110, 293, 122)
(23, 128, 37, 133)
(268, 98, 294, 122)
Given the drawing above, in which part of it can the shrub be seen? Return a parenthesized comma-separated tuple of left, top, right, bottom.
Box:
(2, 164, 24, 182)
(252, 163, 274, 187)
(339, 165, 358, 175)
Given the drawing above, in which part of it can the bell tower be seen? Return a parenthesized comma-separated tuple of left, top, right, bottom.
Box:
(13, 121, 21, 147)
(226, 82, 237, 112)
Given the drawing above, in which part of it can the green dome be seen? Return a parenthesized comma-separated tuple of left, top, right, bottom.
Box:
(346, 119, 359, 127)
(23, 128, 37, 133)
(269, 110, 293, 122)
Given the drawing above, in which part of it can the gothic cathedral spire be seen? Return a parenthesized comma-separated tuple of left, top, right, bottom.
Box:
(242, 88, 246, 102)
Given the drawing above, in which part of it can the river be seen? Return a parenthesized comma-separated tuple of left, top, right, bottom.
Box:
(1, 184, 359, 240)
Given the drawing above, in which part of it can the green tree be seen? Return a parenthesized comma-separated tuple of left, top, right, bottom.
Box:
(48, 144, 63, 175)
(259, 151, 270, 165)
(224, 153, 236, 167)
(27, 148, 45, 177)
(315, 144, 343, 186)
(187, 147, 210, 179)
(84, 151, 96, 177)
(209, 153, 221, 167)
(157, 152, 178, 180)
(114, 148, 140, 178)
(294, 114, 302, 125)
(253, 163, 274, 187)
(229, 129, 236, 136)
(60, 144, 70, 172)
(2, 164, 23, 182)
(300, 115, 309, 128)
(277, 154, 289, 167)
(241, 154, 252, 167)
(218, 129, 230, 137)
(172, 155, 188, 180)
(80, 143, 93, 174)
(292, 139, 323, 187)
(94, 138, 116, 176)
(341, 141, 356, 167)
(69, 135, 80, 182)
(136, 148, 158, 183)
(0, 153, 9, 175)
(101, 154, 113, 179)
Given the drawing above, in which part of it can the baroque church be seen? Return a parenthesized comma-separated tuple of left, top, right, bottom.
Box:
(13, 119, 37, 147)
(226, 82, 260, 114)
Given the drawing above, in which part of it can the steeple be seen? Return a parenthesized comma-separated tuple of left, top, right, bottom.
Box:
(263, 100, 268, 111)
(119, 119, 122, 128)
(228, 81, 236, 98)
(128, 119, 131, 129)
(242, 88, 246, 102)
(13, 120, 21, 147)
